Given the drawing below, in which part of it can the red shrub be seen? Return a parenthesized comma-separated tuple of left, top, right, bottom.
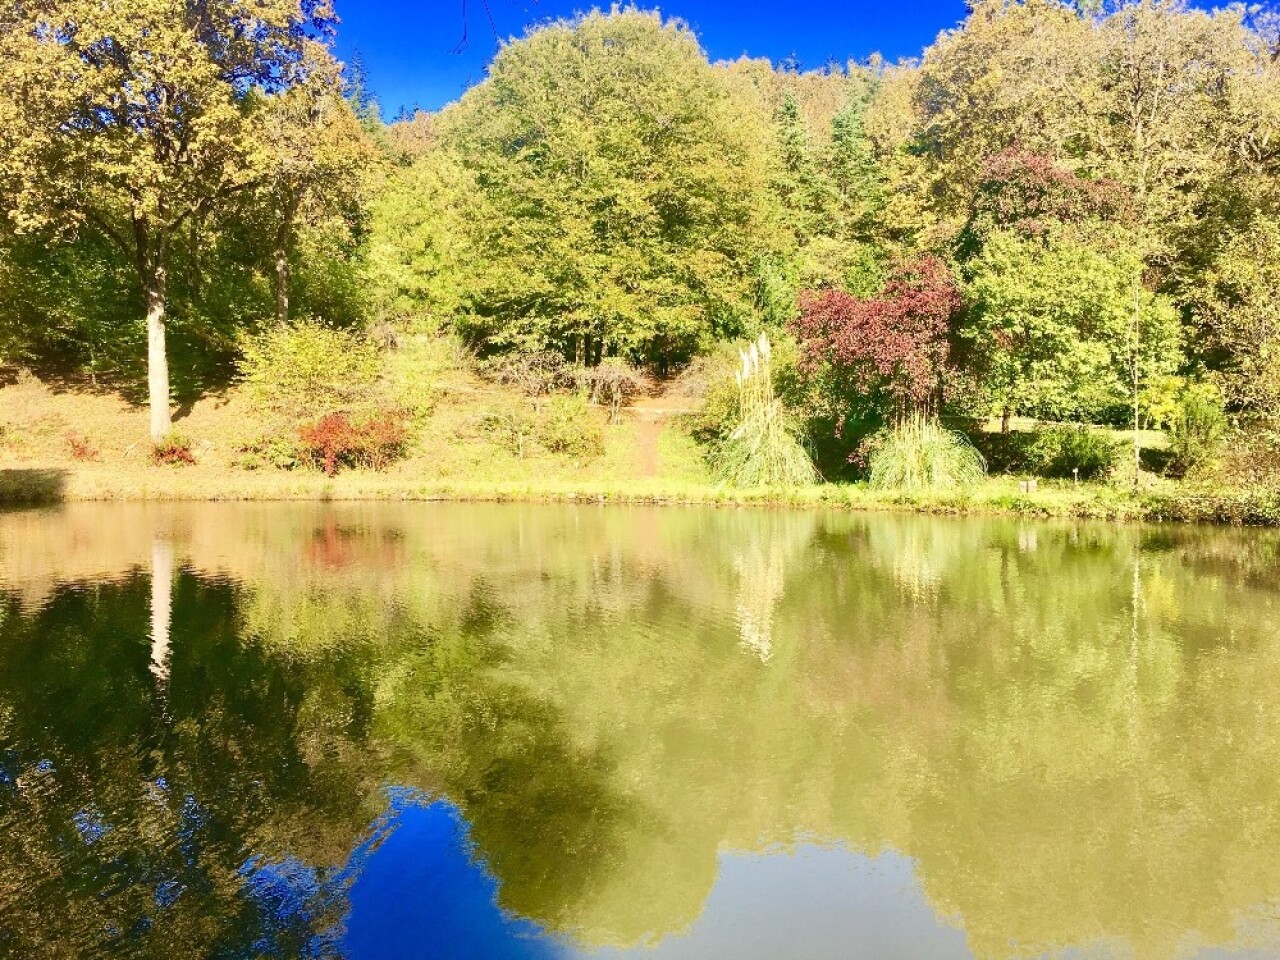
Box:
(65, 431, 101, 462)
(790, 255, 961, 414)
(297, 411, 409, 476)
(150, 436, 196, 466)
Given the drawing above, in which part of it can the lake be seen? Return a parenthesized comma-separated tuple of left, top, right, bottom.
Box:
(2, 502, 1279, 959)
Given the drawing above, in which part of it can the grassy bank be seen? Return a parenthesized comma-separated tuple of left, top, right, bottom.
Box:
(4, 371, 1279, 525)
(4, 460, 1280, 526)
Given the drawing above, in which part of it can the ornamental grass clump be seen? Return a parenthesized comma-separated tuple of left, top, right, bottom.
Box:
(866, 415, 987, 491)
(713, 334, 819, 487)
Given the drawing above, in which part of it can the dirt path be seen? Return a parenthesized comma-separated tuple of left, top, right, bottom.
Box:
(626, 381, 701, 479)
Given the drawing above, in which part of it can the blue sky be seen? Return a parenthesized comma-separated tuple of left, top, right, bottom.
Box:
(333, 0, 971, 117)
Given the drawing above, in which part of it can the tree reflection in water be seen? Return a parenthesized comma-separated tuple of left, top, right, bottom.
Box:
(3, 504, 1280, 959)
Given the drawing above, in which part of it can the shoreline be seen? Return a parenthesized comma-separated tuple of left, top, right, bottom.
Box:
(3, 465, 1279, 526)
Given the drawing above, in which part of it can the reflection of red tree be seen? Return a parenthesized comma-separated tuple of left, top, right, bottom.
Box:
(304, 521, 405, 572)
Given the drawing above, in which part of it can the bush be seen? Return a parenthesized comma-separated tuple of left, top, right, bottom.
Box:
(864, 416, 986, 491)
(1193, 423, 1280, 487)
(711, 335, 819, 487)
(239, 319, 383, 422)
(297, 412, 409, 476)
(538, 393, 605, 458)
(479, 351, 572, 397)
(151, 435, 196, 467)
(575, 359, 652, 423)
(479, 407, 540, 458)
(1024, 426, 1124, 479)
(478, 394, 605, 460)
(235, 434, 302, 472)
(64, 431, 100, 462)
(1168, 385, 1227, 477)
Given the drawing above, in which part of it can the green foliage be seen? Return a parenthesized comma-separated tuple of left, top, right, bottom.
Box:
(864, 416, 987, 491)
(537, 394, 606, 459)
(479, 408, 541, 459)
(235, 435, 303, 472)
(1024, 426, 1125, 480)
(425, 9, 771, 361)
(961, 228, 1182, 423)
(477, 394, 605, 461)
(1188, 423, 1280, 488)
(1168, 384, 1227, 477)
(238, 319, 383, 422)
(712, 335, 819, 487)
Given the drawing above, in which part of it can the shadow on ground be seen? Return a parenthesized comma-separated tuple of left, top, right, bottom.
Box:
(0, 469, 68, 505)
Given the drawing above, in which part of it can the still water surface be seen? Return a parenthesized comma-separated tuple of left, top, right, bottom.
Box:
(2, 503, 1280, 959)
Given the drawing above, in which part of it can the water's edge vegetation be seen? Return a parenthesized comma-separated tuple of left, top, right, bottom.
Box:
(6, 467, 1280, 527)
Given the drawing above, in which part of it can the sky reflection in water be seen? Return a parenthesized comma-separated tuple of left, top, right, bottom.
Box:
(4, 503, 1280, 958)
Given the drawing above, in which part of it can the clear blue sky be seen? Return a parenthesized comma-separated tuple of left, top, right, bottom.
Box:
(333, 0, 971, 117)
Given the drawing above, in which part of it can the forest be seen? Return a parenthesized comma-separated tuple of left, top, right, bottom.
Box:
(2, 0, 1280, 504)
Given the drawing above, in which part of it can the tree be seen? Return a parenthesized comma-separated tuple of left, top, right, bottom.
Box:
(790, 255, 961, 422)
(260, 52, 377, 325)
(0, 0, 338, 439)
(1198, 218, 1280, 415)
(433, 9, 771, 365)
(961, 227, 1182, 427)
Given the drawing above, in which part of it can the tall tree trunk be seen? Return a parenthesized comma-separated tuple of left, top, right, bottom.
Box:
(146, 257, 172, 441)
(150, 536, 174, 689)
(1001, 406, 1011, 435)
(274, 191, 300, 326)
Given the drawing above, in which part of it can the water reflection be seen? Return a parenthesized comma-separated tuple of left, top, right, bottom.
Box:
(2, 503, 1280, 958)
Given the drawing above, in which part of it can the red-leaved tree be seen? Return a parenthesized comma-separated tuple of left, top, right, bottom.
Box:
(967, 148, 1132, 242)
(790, 256, 962, 420)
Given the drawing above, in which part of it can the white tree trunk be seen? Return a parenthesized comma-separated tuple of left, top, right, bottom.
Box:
(147, 264, 172, 441)
(150, 537, 174, 688)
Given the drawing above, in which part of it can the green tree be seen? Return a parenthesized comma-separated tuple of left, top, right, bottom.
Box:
(432, 9, 770, 364)
(962, 227, 1181, 425)
(0, 0, 339, 439)
(259, 51, 378, 326)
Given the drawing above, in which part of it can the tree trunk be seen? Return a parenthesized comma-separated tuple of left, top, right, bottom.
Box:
(150, 536, 174, 688)
(274, 192, 300, 326)
(1001, 406, 1011, 434)
(146, 258, 172, 441)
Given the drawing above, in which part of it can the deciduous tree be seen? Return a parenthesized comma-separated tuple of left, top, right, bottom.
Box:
(0, 0, 338, 438)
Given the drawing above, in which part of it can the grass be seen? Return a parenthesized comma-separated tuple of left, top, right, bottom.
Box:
(3, 371, 1278, 525)
(867, 416, 987, 492)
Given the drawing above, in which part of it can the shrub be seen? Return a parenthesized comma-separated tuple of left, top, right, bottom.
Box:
(386, 332, 474, 420)
(64, 431, 100, 462)
(235, 435, 302, 472)
(239, 319, 383, 422)
(538, 393, 605, 458)
(1024, 426, 1124, 479)
(575, 359, 652, 423)
(712, 334, 819, 487)
(1168, 385, 1227, 477)
(1193, 423, 1280, 487)
(151, 435, 196, 467)
(478, 395, 605, 460)
(864, 416, 986, 491)
(297, 412, 409, 476)
(479, 351, 572, 397)
(479, 407, 540, 458)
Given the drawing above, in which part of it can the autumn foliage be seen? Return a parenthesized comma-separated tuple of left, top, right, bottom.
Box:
(790, 256, 962, 415)
(967, 149, 1132, 242)
(297, 412, 409, 477)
